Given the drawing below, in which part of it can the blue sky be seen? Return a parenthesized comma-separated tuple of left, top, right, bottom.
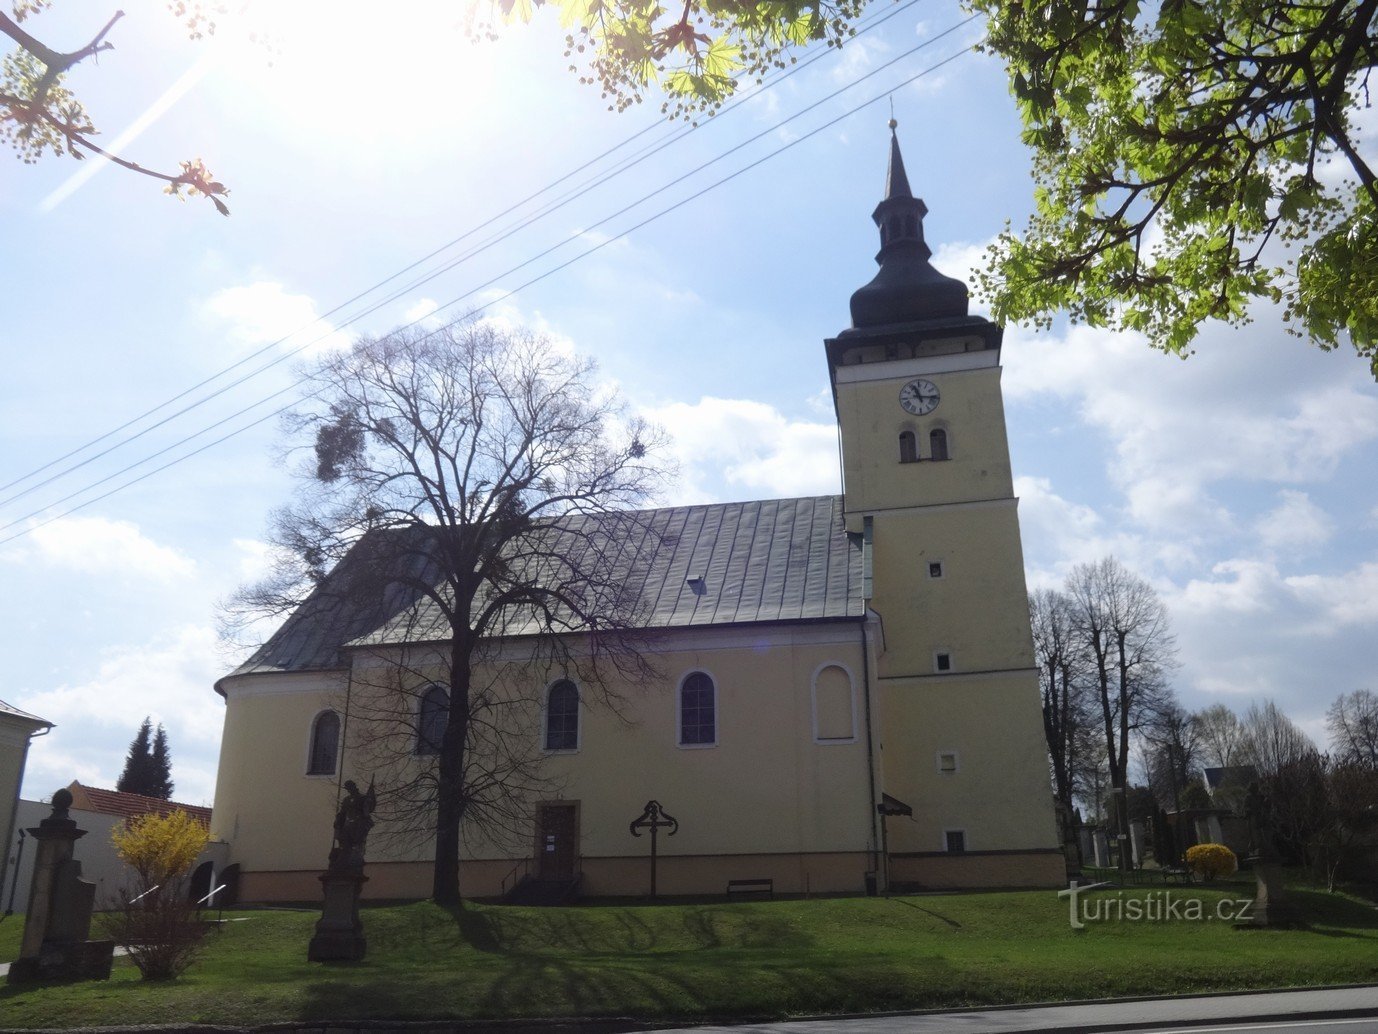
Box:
(2, 0, 1375, 807)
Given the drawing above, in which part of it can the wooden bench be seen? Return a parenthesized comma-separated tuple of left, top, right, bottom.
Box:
(726, 878, 774, 899)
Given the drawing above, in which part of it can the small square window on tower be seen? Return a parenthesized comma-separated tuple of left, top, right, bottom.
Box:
(934, 651, 952, 673)
(945, 829, 967, 854)
(928, 560, 944, 579)
(937, 751, 958, 773)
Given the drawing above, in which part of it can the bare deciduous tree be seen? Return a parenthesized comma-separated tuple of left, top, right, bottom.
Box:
(1065, 556, 1176, 871)
(226, 321, 672, 906)
(1144, 703, 1201, 818)
(1194, 703, 1247, 770)
(1240, 700, 1317, 777)
(1326, 690, 1378, 766)
(1029, 587, 1093, 852)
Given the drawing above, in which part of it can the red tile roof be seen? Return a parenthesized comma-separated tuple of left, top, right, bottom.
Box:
(66, 781, 211, 825)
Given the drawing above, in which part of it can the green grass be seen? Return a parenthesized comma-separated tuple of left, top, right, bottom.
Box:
(3, 885, 1378, 1028)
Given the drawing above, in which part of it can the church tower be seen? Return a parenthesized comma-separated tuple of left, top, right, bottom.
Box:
(828, 123, 1062, 886)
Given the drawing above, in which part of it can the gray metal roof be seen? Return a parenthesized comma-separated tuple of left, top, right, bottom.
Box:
(224, 496, 862, 684)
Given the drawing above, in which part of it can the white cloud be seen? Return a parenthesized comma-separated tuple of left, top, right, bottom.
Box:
(831, 35, 886, 85)
(20, 624, 224, 806)
(644, 396, 840, 504)
(1002, 315, 1378, 535)
(1286, 561, 1378, 630)
(1256, 490, 1334, 551)
(3, 516, 195, 581)
(403, 297, 441, 324)
(204, 280, 352, 355)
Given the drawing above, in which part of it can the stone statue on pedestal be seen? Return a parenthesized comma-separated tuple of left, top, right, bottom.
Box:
(309, 778, 375, 962)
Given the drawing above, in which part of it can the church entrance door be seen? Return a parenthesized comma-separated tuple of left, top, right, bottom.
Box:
(536, 803, 578, 879)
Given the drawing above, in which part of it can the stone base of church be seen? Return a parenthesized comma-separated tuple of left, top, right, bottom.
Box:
(233, 848, 1063, 903)
(887, 849, 1067, 890)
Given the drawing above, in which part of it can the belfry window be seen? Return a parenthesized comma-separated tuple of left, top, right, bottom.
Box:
(417, 685, 449, 756)
(307, 710, 340, 776)
(899, 430, 917, 463)
(544, 679, 580, 751)
(930, 428, 950, 461)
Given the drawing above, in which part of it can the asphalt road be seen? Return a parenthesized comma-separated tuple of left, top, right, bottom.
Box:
(643, 986, 1378, 1034)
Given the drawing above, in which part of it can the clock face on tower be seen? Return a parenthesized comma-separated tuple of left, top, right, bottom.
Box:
(899, 378, 940, 415)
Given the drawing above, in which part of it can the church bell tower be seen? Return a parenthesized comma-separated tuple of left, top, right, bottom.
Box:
(828, 123, 1062, 886)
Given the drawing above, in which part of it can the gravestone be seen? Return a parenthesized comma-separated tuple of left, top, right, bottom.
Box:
(7, 789, 115, 984)
(1092, 828, 1110, 868)
(1129, 820, 1146, 867)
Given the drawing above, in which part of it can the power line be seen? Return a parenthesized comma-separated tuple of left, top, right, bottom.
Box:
(0, 0, 926, 505)
(0, 36, 983, 547)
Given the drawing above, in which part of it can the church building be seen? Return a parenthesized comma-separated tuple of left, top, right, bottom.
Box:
(209, 127, 1064, 902)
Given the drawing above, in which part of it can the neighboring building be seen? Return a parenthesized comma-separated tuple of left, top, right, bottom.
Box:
(7, 783, 222, 914)
(210, 128, 1064, 902)
(0, 698, 51, 903)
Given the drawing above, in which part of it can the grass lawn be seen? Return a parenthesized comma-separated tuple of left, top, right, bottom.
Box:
(2, 884, 1378, 1028)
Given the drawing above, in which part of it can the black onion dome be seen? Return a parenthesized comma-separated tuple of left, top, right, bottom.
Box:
(848, 124, 970, 328)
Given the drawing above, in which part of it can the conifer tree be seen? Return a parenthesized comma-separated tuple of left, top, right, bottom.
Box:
(116, 717, 155, 796)
(116, 717, 175, 799)
(149, 724, 174, 800)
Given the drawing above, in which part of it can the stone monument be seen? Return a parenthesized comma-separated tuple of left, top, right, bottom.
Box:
(1241, 781, 1299, 928)
(308, 779, 375, 962)
(7, 789, 116, 984)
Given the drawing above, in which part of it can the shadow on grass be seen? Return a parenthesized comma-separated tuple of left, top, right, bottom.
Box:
(438, 903, 815, 956)
(888, 897, 962, 929)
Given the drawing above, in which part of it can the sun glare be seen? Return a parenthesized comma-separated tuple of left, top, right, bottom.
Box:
(215, 1, 501, 141)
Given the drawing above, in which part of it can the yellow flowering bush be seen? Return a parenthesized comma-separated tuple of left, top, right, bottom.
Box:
(1185, 843, 1238, 882)
(104, 809, 211, 980)
(110, 809, 209, 891)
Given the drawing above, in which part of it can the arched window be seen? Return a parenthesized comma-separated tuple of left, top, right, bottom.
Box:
(930, 427, 950, 461)
(813, 664, 856, 742)
(544, 679, 579, 751)
(307, 710, 340, 775)
(679, 671, 717, 746)
(899, 430, 917, 463)
(417, 685, 449, 756)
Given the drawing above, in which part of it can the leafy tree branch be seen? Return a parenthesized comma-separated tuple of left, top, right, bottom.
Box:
(1, 1, 229, 213)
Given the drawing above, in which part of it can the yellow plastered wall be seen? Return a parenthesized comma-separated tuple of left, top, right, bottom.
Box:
(836, 362, 1012, 517)
(211, 673, 347, 873)
(213, 627, 880, 892)
(877, 673, 1058, 855)
(869, 504, 1037, 678)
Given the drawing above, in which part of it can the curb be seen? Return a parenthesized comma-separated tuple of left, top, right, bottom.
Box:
(4, 982, 1378, 1034)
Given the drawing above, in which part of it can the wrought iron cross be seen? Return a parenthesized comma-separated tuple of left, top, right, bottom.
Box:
(629, 800, 678, 899)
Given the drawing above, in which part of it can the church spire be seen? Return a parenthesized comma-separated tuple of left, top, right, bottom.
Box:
(884, 118, 913, 200)
(848, 120, 969, 329)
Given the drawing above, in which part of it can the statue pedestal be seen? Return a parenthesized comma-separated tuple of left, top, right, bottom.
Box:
(307, 871, 368, 961)
(7, 939, 116, 984)
(8, 789, 114, 985)
(1241, 857, 1300, 928)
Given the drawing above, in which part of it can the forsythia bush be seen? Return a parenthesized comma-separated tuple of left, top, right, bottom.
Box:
(111, 809, 209, 888)
(1185, 843, 1238, 881)
(105, 809, 211, 980)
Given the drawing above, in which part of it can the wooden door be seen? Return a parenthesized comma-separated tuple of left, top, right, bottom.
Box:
(537, 804, 578, 878)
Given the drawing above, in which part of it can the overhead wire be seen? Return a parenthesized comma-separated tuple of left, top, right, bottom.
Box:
(0, 32, 984, 547)
(0, 0, 926, 504)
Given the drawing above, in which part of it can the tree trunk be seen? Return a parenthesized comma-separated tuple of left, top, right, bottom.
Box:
(432, 639, 473, 907)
